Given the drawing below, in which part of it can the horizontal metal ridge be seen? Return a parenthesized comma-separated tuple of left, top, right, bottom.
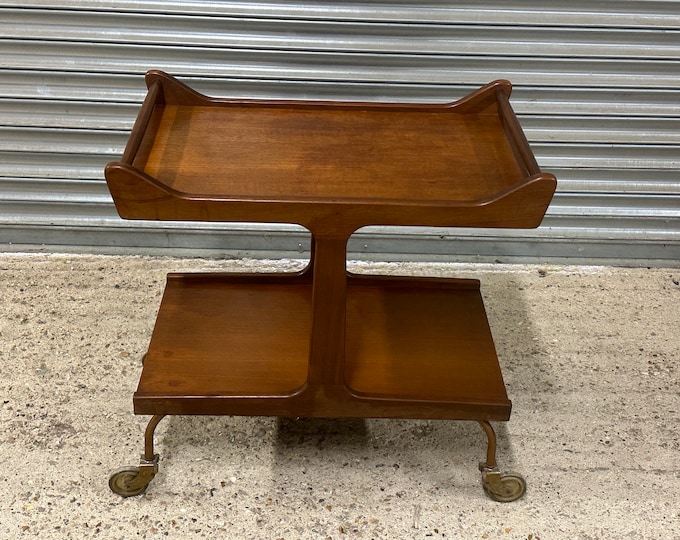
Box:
(2, 71, 679, 117)
(3, 40, 680, 89)
(11, 1, 680, 28)
(3, 8, 680, 59)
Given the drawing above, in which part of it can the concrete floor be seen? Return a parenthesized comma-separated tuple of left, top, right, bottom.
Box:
(0, 253, 678, 539)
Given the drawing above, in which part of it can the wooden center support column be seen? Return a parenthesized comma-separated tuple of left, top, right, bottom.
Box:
(307, 232, 350, 390)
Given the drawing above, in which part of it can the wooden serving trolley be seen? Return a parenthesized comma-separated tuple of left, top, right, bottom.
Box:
(105, 71, 556, 502)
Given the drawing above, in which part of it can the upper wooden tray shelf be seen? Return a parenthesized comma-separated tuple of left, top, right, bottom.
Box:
(105, 70, 556, 233)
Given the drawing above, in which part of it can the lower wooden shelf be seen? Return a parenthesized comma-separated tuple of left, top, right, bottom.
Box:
(136, 273, 313, 401)
(134, 272, 511, 421)
(345, 278, 509, 406)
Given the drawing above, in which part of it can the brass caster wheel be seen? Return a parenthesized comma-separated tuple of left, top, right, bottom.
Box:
(109, 466, 149, 497)
(109, 454, 159, 497)
(480, 465, 526, 503)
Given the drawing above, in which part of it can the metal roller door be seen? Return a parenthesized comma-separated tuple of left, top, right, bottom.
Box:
(1, 1, 678, 264)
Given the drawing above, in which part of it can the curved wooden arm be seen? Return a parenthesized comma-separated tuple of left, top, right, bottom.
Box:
(449, 79, 512, 113)
(121, 81, 162, 165)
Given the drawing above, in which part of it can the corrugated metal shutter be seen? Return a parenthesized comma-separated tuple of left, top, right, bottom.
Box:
(1, 1, 679, 264)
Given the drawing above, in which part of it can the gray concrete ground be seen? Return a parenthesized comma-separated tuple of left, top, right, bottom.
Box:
(0, 253, 678, 539)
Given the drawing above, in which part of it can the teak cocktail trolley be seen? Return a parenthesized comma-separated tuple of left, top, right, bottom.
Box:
(105, 70, 556, 502)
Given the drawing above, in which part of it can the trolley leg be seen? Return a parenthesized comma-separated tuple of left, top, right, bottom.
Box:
(109, 415, 166, 497)
(477, 421, 526, 502)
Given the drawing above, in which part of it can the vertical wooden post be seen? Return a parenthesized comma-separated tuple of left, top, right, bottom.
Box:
(307, 233, 350, 387)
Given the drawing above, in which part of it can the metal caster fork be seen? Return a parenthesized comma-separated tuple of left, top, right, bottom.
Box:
(109, 454, 159, 497)
(109, 415, 165, 497)
(477, 421, 526, 502)
(479, 464, 526, 502)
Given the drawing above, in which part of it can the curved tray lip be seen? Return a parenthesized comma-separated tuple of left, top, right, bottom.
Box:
(105, 160, 556, 234)
(145, 69, 512, 112)
(106, 160, 555, 209)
